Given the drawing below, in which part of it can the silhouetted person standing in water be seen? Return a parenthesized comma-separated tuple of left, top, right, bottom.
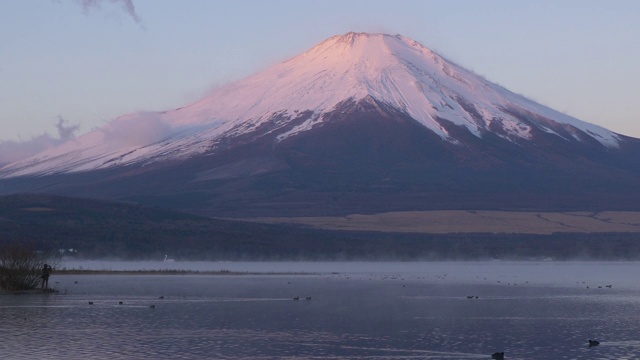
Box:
(41, 264, 52, 289)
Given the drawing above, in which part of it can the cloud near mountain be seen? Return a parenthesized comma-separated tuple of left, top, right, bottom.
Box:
(98, 112, 173, 149)
(0, 117, 79, 166)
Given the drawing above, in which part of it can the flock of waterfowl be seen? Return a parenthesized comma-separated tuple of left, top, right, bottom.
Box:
(85, 294, 312, 308)
(86, 300, 157, 308)
(326, 272, 610, 359)
(66, 273, 610, 359)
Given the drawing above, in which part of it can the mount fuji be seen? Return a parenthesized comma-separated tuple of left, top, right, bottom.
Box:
(2, 32, 640, 217)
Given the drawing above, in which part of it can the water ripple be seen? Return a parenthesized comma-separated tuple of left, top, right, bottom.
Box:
(2, 274, 640, 359)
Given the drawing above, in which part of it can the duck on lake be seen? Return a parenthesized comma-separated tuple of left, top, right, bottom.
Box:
(491, 352, 504, 359)
(589, 339, 600, 347)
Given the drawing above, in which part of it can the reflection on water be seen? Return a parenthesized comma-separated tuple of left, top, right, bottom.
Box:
(2, 262, 640, 359)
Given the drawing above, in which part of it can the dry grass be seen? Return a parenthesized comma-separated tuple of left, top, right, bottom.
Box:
(246, 211, 640, 234)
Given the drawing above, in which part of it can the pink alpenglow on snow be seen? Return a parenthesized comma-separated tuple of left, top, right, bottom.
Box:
(0, 33, 621, 178)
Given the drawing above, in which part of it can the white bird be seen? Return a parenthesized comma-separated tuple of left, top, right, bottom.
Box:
(163, 255, 175, 262)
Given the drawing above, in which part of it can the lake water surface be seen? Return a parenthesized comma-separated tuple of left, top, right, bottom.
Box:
(2, 262, 640, 359)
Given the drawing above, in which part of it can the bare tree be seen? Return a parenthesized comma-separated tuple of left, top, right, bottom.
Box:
(0, 241, 56, 291)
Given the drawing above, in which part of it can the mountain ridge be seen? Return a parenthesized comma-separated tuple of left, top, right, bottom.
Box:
(1, 32, 639, 217)
(0, 32, 623, 178)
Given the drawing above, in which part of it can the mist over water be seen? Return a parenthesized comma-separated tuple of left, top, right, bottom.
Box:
(2, 261, 640, 359)
(60, 260, 640, 289)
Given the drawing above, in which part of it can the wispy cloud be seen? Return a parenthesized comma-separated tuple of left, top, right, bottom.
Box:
(0, 117, 80, 166)
(76, 0, 141, 24)
(99, 112, 173, 149)
(55, 116, 80, 142)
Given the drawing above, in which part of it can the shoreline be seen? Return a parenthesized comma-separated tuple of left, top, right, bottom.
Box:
(1, 270, 317, 293)
(53, 269, 318, 276)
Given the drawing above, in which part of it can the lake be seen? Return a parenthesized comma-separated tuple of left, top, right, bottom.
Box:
(2, 261, 640, 359)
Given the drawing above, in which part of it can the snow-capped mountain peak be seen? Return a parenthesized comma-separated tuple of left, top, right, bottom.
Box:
(0, 32, 622, 178)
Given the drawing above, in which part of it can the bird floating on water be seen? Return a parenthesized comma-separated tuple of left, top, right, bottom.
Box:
(589, 340, 600, 347)
(491, 352, 504, 359)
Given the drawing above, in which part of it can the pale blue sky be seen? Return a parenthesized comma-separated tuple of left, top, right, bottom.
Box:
(1, 0, 639, 148)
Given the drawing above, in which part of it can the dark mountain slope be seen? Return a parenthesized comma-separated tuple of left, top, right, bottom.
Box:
(2, 96, 640, 217)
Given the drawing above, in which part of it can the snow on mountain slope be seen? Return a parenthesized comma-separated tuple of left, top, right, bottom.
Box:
(0, 32, 621, 178)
